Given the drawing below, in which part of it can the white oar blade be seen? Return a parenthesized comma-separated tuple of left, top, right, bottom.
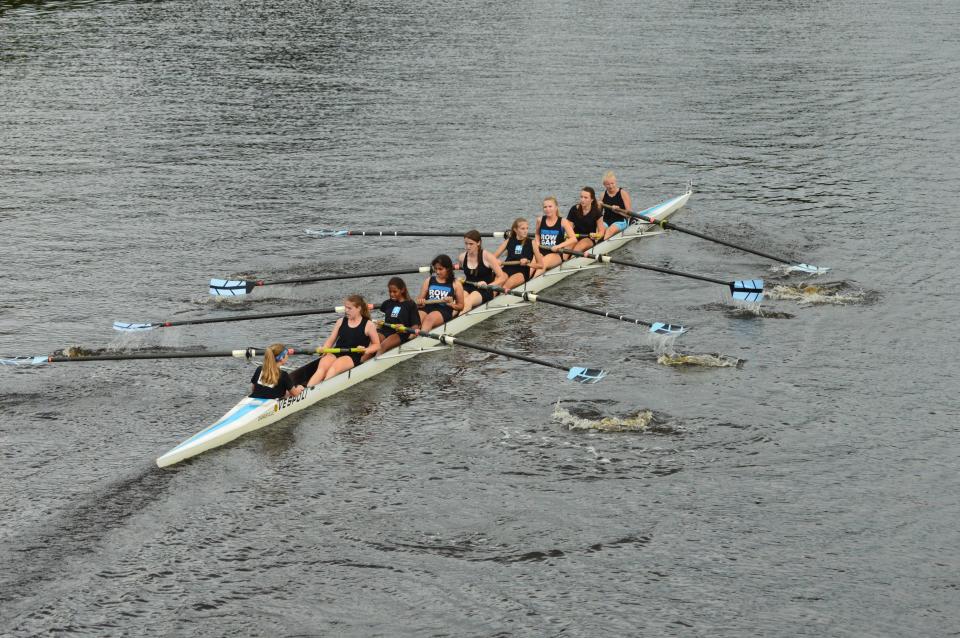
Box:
(304, 228, 347, 237)
(113, 321, 156, 332)
(0, 356, 49, 366)
(731, 279, 764, 303)
(788, 263, 830, 275)
(649, 322, 688, 336)
(209, 278, 250, 296)
(567, 367, 608, 384)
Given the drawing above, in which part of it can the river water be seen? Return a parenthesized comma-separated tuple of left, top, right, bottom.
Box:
(2, 0, 959, 635)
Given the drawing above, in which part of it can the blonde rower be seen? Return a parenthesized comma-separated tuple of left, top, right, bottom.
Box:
(493, 218, 543, 291)
(601, 171, 634, 240)
(533, 195, 577, 276)
(307, 294, 380, 385)
(250, 343, 304, 399)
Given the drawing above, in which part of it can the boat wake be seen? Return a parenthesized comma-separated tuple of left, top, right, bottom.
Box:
(656, 352, 746, 368)
(552, 402, 681, 434)
(767, 280, 877, 305)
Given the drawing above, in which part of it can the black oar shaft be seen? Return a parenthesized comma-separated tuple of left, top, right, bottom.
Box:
(378, 321, 567, 373)
(556, 248, 729, 286)
(157, 307, 343, 328)
(261, 267, 430, 287)
(43, 349, 267, 363)
(602, 203, 793, 265)
(472, 283, 653, 328)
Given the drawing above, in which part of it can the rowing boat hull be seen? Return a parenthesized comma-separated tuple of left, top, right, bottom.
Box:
(155, 190, 691, 467)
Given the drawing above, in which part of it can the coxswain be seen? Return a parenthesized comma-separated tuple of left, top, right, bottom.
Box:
(600, 171, 634, 240)
(457, 229, 507, 314)
(567, 186, 604, 252)
(250, 343, 304, 399)
(377, 277, 421, 354)
(306, 294, 380, 385)
(533, 195, 577, 276)
(416, 254, 465, 332)
(493, 217, 543, 290)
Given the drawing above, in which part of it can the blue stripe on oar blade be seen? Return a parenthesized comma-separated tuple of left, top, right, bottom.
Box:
(731, 279, 764, 303)
(209, 278, 249, 296)
(789, 263, 830, 274)
(649, 322, 688, 336)
(113, 321, 155, 331)
(567, 367, 608, 384)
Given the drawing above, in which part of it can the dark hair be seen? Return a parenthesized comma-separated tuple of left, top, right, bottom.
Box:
(387, 276, 410, 301)
(431, 254, 455, 282)
(581, 186, 600, 215)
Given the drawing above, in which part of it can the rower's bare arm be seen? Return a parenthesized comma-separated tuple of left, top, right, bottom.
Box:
(416, 278, 430, 306)
(363, 324, 380, 361)
(486, 250, 507, 286)
(493, 239, 509, 258)
(452, 281, 466, 311)
(560, 220, 579, 248)
(621, 189, 632, 212)
(323, 319, 342, 349)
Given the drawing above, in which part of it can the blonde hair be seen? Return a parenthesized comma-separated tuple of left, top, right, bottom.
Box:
(260, 342, 287, 386)
(542, 195, 559, 213)
(602, 171, 616, 183)
(345, 294, 371, 321)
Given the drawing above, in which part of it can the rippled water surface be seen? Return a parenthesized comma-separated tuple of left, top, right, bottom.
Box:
(2, 0, 959, 635)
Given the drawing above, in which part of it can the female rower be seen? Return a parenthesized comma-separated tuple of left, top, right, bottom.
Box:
(600, 171, 634, 240)
(567, 186, 604, 252)
(377, 277, 420, 354)
(250, 343, 304, 399)
(533, 195, 577, 276)
(457, 229, 507, 314)
(493, 217, 543, 291)
(306, 294, 380, 385)
(416, 254, 465, 332)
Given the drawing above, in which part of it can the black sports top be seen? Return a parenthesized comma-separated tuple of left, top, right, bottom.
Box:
(601, 188, 627, 226)
(538, 216, 566, 250)
(379, 299, 419, 337)
(504, 234, 534, 263)
(334, 317, 370, 350)
(250, 367, 294, 400)
(462, 253, 495, 289)
(567, 205, 603, 236)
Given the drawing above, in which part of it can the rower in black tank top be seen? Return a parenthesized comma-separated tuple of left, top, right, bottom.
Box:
(503, 235, 534, 282)
(462, 255, 496, 304)
(335, 317, 370, 366)
(567, 204, 603, 245)
(601, 188, 628, 227)
(426, 275, 456, 323)
(538, 216, 566, 251)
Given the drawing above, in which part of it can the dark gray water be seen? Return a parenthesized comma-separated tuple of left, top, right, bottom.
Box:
(3, 0, 959, 635)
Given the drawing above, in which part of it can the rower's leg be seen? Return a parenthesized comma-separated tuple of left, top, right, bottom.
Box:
(462, 290, 482, 315)
(573, 237, 595, 253)
(306, 354, 336, 386)
(420, 310, 445, 332)
(535, 253, 562, 276)
(377, 333, 402, 355)
(324, 355, 356, 380)
(503, 272, 525, 291)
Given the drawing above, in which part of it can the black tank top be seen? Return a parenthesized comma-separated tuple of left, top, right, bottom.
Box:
(463, 252, 495, 284)
(504, 234, 533, 262)
(601, 188, 627, 226)
(334, 317, 370, 349)
(538, 216, 565, 249)
(567, 205, 602, 236)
